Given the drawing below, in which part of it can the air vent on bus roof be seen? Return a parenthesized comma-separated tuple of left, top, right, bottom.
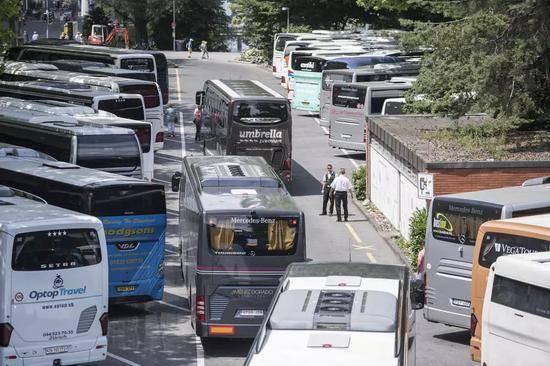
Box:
(50, 122, 79, 127)
(228, 165, 244, 176)
(42, 161, 80, 169)
(195, 162, 280, 189)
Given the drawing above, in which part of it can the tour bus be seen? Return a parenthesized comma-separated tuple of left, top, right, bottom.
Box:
(482, 252, 550, 366)
(0, 108, 144, 179)
(328, 80, 412, 151)
(0, 143, 56, 160)
(323, 54, 402, 71)
(0, 97, 154, 181)
(0, 80, 146, 121)
(0, 185, 109, 366)
(272, 33, 304, 78)
(2, 62, 164, 150)
(47, 59, 157, 82)
(171, 155, 306, 338)
(245, 262, 424, 366)
(423, 184, 550, 329)
(469, 214, 550, 362)
(196, 79, 293, 182)
(0, 156, 167, 303)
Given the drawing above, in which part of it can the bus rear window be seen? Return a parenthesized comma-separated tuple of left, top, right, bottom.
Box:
(322, 73, 352, 91)
(431, 199, 502, 246)
(97, 98, 145, 120)
(120, 58, 155, 72)
(120, 84, 160, 108)
(207, 215, 299, 256)
(233, 102, 289, 124)
(275, 36, 296, 52)
(76, 134, 141, 170)
(491, 275, 550, 319)
(91, 185, 166, 216)
(12, 229, 102, 271)
(291, 57, 324, 72)
(479, 233, 550, 268)
(127, 124, 151, 153)
(332, 85, 366, 109)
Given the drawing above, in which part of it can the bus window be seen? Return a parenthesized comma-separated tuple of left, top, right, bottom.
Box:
(332, 85, 366, 109)
(76, 134, 141, 170)
(491, 275, 550, 319)
(233, 102, 288, 124)
(97, 98, 145, 120)
(479, 233, 550, 268)
(120, 58, 155, 72)
(90, 185, 166, 217)
(321, 73, 352, 91)
(207, 215, 299, 256)
(119, 84, 160, 108)
(383, 101, 405, 115)
(291, 56, 324, 73)
(12, 229, 102, 271)
(275, 36, 295, 52)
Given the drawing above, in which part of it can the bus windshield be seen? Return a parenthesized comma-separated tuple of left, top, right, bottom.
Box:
(97, 98, 145, 120)
(322, 73, 352, 91)
(479, 233, 550, 268)
(233, 102, 288, 124)
(12, 229, 102, 271)
(120, 58, 155, 72)
(292, 56, 324, 72)
(76, 134, 141, 170)
(275, 36, 296, 52)
(332, 85, 366, 109)
(119, 84, 160, 108)
(207, 215, 299, 256)
(91, 184, 166, 217)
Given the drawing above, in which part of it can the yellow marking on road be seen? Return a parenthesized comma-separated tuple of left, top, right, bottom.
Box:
(345, 223, 362, 244)
(367, 252, 377, 263)
(175, 69, 182, 102)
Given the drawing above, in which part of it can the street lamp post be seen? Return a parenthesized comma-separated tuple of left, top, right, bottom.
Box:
(172, 0, 176, 51)
(45, 0, 49, 38)
(281, 7, 289, 33)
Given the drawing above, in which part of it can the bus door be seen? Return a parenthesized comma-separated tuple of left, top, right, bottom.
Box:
(320, 72, 352, 127)
(328, 84, 367, 151)
(425, 198, 502, 328)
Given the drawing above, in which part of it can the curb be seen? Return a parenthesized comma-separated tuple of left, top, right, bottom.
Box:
(351, 198, 411, 268)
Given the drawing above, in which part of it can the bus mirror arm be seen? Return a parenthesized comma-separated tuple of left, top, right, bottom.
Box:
(410, 278, 425, 310)
(171, 171, 181, 192)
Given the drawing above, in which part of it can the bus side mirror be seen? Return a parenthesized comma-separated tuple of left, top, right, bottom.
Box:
(410, 278, 425, 310)
(171, 171, 181, 192)
(195, 91, 205, 106)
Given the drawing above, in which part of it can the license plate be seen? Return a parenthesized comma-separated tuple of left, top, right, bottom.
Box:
(45, 345, 70, 355)
(236, 309, 264, 318)
(451, 298, 471, 308)
(116, 285, 136, 293)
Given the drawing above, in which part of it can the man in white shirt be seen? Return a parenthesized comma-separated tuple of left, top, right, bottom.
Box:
(330, 168, 353, 222)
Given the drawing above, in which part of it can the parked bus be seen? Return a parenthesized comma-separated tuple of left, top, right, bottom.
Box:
(272, 33, 302, 78)
(470, 214, 550, 361)
(0, 185, 109, 365)
(0, 142, 56, 160)
(0, 97, 154, 181)
(47, 59, 157, 82)
(196, 79, 293, 182)
(171, 155, 306, 338)
(2, 62, 164, 151)
(245, 262, 424, 366)
(0, 156, 167, 303)
(482, 252, 550, 366)
(328, 80, 412, 151)
(423, 184, 550, 329)
(0, 108, 143, 179)
(0, 80, 146, 121)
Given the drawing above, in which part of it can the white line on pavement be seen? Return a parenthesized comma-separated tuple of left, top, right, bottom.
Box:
(158, 300, 188, 312)
(108, 352, 141, 366)
(156, 154, 182, 163)
(195, 336, 205, 366)
(179, 112, 186, 158)
(340, 148, 360, 169)
(175, 69, 183, 102)
(152, 178, 171, 185)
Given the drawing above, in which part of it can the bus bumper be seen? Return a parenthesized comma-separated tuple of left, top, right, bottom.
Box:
(108, 277, 164, 303)
(292, 100, 320, 113)
(197, 322, 260, 339)
(423, 306, 470, 329)
(328, 138, 365, 152)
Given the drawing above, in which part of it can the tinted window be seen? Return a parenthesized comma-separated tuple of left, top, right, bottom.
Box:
(431, 199, 502, 245)
(120, 58, 155, 72)
(233, 102, 289, 124)
(208, 215, 299, 256)
(12, 229, 102, 271)
(91, 184, 166, 216)
(322, 73, 353, 91)
(275, 36, 296, 52)
(492, 275, 550, 319)
(97, 98, 145, 120)
(119, 84, 160, 108)
(479, 233, 550, 268)
(383, 101, 405, 115)
(291, 56, 324, 72)
(332, 85, 367, 109)
(127, 124, 151, 153)
(76, 134, 140, 170)
(356, 74, 391, 83)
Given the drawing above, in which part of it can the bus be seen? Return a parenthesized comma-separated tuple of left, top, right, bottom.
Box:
(0, 97, 154, 181)
(272, 33, 302, 78)
(0, 156, 167, 303)
(423, 184, 550, 329)
(3, 62, 164, 151)
(0, 185, 109, 366)
(328, 80, 412, 151)
(470, 214, 550, 362)
(171, 155, 306, 338)
(0, 79, 146, 121)
(196, 79, 293, 182)
(47, 59, 157, 82)
(0, 108, 143, 179)
(482, 252, 550, 366)
(0, 143, 56, 160)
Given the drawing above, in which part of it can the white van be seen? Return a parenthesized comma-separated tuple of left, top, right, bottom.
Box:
(482, 252, 550, 366)
(0, 186, 109, 366)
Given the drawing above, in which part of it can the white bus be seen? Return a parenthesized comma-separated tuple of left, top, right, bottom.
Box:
(0, 185, 109, 366)
(482, 251, 550, 366)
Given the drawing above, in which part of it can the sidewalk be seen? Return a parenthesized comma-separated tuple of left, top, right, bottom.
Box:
(161, 51, 241, 63)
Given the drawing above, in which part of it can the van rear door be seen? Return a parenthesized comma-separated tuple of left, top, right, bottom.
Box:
(10, 229, 104, 355)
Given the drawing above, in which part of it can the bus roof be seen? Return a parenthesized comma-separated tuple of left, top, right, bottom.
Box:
(0, 97, 109, 116)
(493, 251, 550, 288)
(286, 262, 408, 281)
(0, 79, 113, 98)
(209, 80, 284, 99)
(481, 214, 550, 235)
(15, 43, 154, 59)
(333, 79, 412, 90)
(437, 184, 550, 208)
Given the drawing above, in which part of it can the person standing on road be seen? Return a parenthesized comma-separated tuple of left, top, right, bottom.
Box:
(320, 163, 336, 216)
(193, 105, 203, 141)
(330, 168, 353, 222)
(23, 30, 29, 43)
(165, 105, 177, 137)
(200, 41, 209, 59)
(31, 31, 38, 41)
(186, 38, 194, 58)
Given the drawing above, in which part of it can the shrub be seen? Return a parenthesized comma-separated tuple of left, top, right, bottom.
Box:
(352, 165, 366, 201)
(239, 48, 267, 64)
(408, 208, 428, 268)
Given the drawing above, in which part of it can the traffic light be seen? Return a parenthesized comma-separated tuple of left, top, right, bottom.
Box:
(47, 11, 54, 24)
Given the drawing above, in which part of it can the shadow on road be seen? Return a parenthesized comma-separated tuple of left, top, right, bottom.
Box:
(433, 329, 470, 346)
(202, 338, 253, 358)
(286, 160, 322, 197)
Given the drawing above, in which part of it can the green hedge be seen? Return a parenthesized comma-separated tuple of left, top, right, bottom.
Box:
(352, 165, 366, 201)
(397, 207, 427, 269)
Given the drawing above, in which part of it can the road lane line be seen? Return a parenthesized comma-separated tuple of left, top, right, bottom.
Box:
(367, 252, 377, 263)
(175, 69, 182, 102)
(195, 336, 205, 366)
(179, 111, 186, 158)
(156, 154, 182, 163)
(108, 352, 141, 366)
(152, 178, 171, 185)
(321, 126, 329, 134)
(340, 148, 360, 169)
(158, 300, 188, 312)
(345, 223, 362, 244)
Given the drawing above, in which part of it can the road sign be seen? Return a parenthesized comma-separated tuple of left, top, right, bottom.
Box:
(417, 173, 434, 199)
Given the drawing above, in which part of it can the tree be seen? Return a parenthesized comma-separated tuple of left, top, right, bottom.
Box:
(81, 6, 110, 38)
(0, 0, 21, 56)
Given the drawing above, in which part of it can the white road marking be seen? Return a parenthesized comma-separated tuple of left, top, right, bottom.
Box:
(108, 352, 141, 366)
(158, 300, 188, 312)
(195, 336, 206, 366)
(175, 69, 183, 102)
(179, 112, 186, 158)
(152, 178, 171, 185)
(156, 154, 182, 163)
(340, 148, 360, 169)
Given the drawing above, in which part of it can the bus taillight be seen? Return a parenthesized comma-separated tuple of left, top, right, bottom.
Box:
(196, 296, 205, 322)
(99, 313, 109, 336)
(0, 323, 13, 347)
(283, 158, 292, 171)
(155, 132, 164, 143)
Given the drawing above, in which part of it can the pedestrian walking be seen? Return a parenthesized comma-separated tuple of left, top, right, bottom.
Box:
(31, 31, 39, 41)
(200, 41, 209, 59)
(164, 105, 177, 137)
(320, 163, 336, 216)
(23, 30, 29, 43)
(193, 105, 203, 141)
(330, 168, 353, 222)
(186, 38, 194, 58)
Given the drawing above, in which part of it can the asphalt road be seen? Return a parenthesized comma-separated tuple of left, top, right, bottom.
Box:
(94, 52, 474, 366)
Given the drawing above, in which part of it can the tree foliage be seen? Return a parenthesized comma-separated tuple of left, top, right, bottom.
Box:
(0, 0, 21, 55)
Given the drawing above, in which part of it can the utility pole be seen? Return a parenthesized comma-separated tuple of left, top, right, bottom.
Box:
(281, 7, 289, 33)
(81, 0, 89, 17)
(45, 0, 49, 38)
(172, 0, 176, 51)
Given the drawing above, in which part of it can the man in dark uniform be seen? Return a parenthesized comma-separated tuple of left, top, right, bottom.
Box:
(320, 164, 336, 216)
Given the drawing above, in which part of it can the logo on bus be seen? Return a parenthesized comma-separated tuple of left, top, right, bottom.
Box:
(239, 129, 283, 142)
(116, 242, 139, 251)
(105, 227, 155, 237)
(14, 292, 24, 302)
(53, 274, 64, 289)
(433, 213, 453, 233)
(300, 62, 315, 69)
(26, 274, 87, 302)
